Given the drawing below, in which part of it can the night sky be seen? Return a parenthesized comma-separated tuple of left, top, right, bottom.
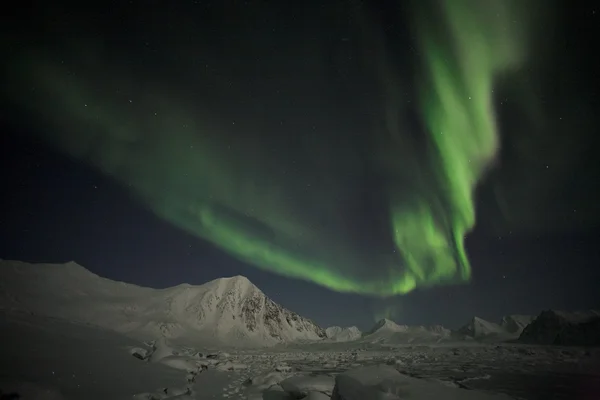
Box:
(1, 0, 599, 331)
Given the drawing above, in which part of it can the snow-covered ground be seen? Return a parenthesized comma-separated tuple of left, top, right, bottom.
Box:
(2, 260, 600, 399)
(2, 310, 599, 399)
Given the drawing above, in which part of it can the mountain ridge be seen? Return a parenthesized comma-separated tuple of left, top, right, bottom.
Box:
(361, 318, 453, 344)
(2, 260, 597, 347)
(518, 309, 600, 346)
(0, 260, 326, 346)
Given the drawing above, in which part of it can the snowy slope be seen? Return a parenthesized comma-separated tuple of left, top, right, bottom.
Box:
(362, 319, 453, 344)
(0, 312, 186, 400)
(1, 312, 549, 400)
(0, 260, 326, 346)
(325, 326, 362, 342)
(518, 309, 600, 346)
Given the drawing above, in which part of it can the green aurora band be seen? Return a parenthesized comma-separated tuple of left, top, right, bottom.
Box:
(387, 0, 530, 292)
(4, 0, 534, 296)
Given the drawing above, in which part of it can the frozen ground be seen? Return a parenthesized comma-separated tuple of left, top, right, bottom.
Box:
(2, 311, 599, 399)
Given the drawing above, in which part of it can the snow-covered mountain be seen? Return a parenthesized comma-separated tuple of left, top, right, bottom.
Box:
(362, 319, 452, 344)
(325, 326, 362, 342)
(458, 317, 506, 339)
(458, 314, 536, 341)
(518, 309, 600, 346)
(366, 318, 406, 335)
(0, 260, 326, 346)
(500, 314, 535, 335)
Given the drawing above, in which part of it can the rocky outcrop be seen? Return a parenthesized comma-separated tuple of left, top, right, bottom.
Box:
(518, 310, 600, 346)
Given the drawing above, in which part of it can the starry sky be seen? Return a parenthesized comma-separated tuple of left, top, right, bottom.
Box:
(1, 0, 599, 330)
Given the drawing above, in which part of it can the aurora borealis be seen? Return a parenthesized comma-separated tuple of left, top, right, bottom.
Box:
(387, 0, 532, 291)
(2, 0, 542, 296)
(2, 0, 599, 322)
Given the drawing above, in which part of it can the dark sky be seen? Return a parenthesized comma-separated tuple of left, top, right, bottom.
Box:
(1, 0, 599, 331)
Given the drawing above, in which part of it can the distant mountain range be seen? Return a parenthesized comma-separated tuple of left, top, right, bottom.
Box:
(457, 315, 535, 341)
(1, 260, 598, 347)
(360, 318, 455, 344)
(519, 309, 600, 346)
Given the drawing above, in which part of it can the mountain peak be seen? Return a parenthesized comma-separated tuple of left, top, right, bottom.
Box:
(459, 316, 512, 339)
(519, 309, 600, 346)
(208, 275, 253, 287)
(367, 318, 404, 334)
(225, 275, 251, 282)
(500, 315, 534, 334)
(204, 275, 259, 298)
(379, 318, 400, 326)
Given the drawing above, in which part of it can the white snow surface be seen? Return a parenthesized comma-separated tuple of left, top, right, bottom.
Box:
(0, 260, 326, 346)
(4, 310, 600, 399)
(2, 259, 600, 399)
(331, 365, 513, 400)
(324, 326, 362, 342)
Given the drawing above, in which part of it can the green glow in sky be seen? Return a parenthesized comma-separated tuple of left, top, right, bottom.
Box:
(4, 0, 532, 296)
(390, 0, 530, 287)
